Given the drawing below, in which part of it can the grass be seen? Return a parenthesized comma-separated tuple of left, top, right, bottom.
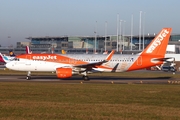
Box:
(0, 69, 180, 119)
(0, 82, 180, 120)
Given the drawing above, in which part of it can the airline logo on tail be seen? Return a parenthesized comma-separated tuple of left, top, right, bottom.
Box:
(62, 50, 66, 54)
(145, 28, 170, 54)
(128, 28, 172, 71)
(26, 46, 32, 54)
(145, 28, 171, 53)
(9, 50, 15, 57)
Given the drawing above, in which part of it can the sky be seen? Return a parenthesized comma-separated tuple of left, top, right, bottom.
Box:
(0, 0, 180, 46)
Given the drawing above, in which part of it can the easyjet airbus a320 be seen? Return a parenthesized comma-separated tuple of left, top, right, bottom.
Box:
(5, 28, 172, 80)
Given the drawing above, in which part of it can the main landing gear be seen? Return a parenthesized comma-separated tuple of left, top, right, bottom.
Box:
(26, 71, 31, 80)
(81, 71, 90, 81)
(81, 71, 89, 81)
(83, 75, 89, 81)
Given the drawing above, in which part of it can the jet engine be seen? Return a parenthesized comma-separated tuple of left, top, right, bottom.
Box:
(56, 68, 72, 78)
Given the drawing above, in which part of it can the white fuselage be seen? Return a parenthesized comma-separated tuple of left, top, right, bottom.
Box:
(6, 54, 140, 72)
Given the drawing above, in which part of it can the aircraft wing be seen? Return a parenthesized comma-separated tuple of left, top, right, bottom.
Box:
(73, 50, 115, 68)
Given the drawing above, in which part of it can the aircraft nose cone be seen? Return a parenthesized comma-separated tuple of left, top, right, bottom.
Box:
(5, 63, 13, 69)
(5, 63, 9, 68)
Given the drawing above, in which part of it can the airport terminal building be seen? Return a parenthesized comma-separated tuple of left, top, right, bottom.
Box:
(1, 34, 180, 54)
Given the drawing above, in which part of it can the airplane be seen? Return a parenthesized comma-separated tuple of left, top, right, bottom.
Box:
(0, 50, 16, 63)
(0, 46, 31, 63)
(26, 46, 32, 54)
(61, 49, 66, 54)
(0, 55, 5, 63)
(5, 28, 172, 80)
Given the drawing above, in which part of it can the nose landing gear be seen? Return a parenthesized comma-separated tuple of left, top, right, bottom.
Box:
(26, 71, 31, 80)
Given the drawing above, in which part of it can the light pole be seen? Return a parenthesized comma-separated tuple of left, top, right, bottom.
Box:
(142, 12, 146, 50)
(105, 21, 107, 52)
(116, 13, 119, 52)
(51, 39, 54, 53)
(8, 36, 12, 48)
(94, 21, 97, 54)
(131, 14, 133, 50)
(119, 20, 123, 52)
(86, 38, 88, 54)
(139, 11, 142, 50)
(123, 21, 126, 51)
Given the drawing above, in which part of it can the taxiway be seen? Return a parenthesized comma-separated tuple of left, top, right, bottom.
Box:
(0, 75, 177, 84)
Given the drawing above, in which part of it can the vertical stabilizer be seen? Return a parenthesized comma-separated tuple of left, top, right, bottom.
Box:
(141, 28, 172, 56)
(62, 50, 66, 54)
(26, 46, 32, 54)
(9, 50, 15, 57)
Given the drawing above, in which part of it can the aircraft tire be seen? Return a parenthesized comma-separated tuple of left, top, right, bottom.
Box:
(26, 76, 31, 80)
(83, 76, 89, 81)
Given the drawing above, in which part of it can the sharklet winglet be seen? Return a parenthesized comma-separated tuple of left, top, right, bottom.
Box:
(105, 50, 115, 61)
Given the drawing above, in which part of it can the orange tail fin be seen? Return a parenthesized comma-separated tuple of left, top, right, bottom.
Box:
(141, 28, 172, 56)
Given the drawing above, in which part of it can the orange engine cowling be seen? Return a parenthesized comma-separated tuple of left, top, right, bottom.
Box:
(56, 68, 72, 79)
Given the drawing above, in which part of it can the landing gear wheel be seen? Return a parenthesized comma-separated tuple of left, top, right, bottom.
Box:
(83, 76, 89, 81)
(26, 76, 31, 80)
(27, 71, 31, 80)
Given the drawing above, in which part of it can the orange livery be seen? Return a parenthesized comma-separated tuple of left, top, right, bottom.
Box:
(5, 28, 172, 80)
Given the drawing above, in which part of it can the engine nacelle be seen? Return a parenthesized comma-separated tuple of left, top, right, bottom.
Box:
(56, 68, 72, 79)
